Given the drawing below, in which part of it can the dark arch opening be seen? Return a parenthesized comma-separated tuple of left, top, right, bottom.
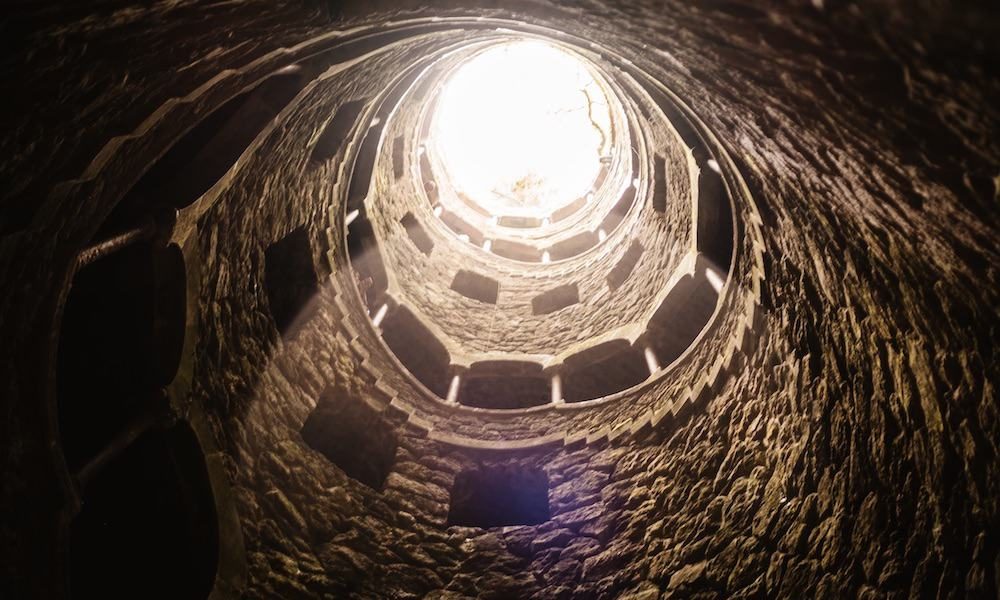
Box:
(312, 99, 367, 165)
(392, 134, 406, 179)
(599, 185, 636, 233)
(562, 340, 648, 403)
(447, 466, 550, 528)
(451, 269, 499, 304)
(491, 238, 541, 262)
(549, 231, 597, 261)
(607, 240, 644, 290)
(400, 212, 434, 256)
(461, 361, 549, 409)
(57, 237, 208, 599)
(57, 241, 186, 471)
(646, 258, 720, 367)
(380, 306, 451, 397)
(301, 384, 398, 490)
(531, 283, 580, 315)
(498, 215, 542, 229)
(696, 165, 734, 269)
(551, 196, 586, 222)
(440, 210, 484, 246)
(68, 421, 219, 600)
(346, 212, 388, 311)
(652, 153, 667, 213)
(265, 226, 319, 338)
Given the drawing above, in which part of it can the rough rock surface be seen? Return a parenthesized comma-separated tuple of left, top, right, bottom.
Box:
(1, 1, 997, 599)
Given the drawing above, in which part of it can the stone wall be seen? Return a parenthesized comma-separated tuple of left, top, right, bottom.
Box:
(1, 1, 997, 599)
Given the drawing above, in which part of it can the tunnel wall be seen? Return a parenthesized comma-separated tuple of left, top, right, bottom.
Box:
(1, 2, 998, 599)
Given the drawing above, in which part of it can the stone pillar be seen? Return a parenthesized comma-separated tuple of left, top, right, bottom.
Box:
(345, 208, 360, 226)
(446, 373, 462, 405)
(705, 267, 725, 293)
(550, 373, 563, 405)
(372, 303, 389, 328)
(643, 345, 659, 375)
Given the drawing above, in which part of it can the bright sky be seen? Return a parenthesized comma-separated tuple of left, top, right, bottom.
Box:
(431, 41, 612, 218)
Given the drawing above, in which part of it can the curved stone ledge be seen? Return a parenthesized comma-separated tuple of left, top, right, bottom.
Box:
(314, 19, 767, 443)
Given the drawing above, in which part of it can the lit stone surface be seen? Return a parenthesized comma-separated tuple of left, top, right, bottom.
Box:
(1, 2, 997, 600)
(366, 39, 701, 365)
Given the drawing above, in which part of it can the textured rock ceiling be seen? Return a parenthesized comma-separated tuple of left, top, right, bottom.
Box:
(1, 1, 997, 599)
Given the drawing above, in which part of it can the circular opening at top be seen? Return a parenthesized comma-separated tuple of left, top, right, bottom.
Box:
(430, 41, 612, 219)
